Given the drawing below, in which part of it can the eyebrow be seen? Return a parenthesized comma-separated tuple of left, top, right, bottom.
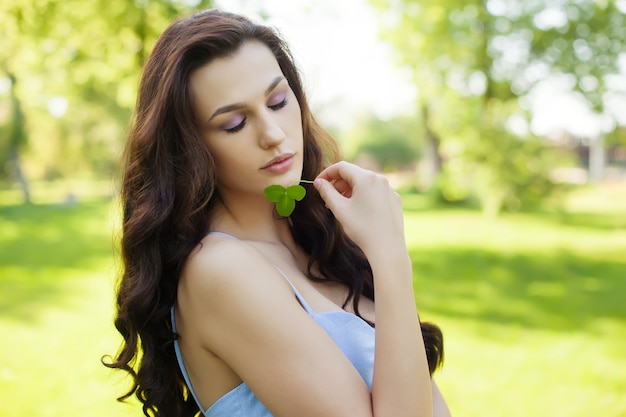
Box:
(208, 75, 286, 122)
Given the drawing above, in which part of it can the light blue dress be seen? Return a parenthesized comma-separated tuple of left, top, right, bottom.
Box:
(171, 233, 375, 417)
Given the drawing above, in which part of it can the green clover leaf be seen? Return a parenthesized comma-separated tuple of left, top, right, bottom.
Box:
(286, 184, 306, 201)
(264, 185, 288, 202)
(264, 181, 312, 217)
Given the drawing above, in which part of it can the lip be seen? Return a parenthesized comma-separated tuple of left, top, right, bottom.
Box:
(260, 153, 295, 174)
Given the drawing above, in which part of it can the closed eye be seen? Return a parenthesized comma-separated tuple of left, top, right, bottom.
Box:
(224, 119, 246, 133)
(268, 90, 288, 111)
(220, 88, 288, 134)
(269, 98, 287, 111)
(221, 114, 246, 134)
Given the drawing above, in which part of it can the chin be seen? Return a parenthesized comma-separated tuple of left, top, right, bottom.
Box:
(282, 174, 301, 187)
(283, 167, 304, 185)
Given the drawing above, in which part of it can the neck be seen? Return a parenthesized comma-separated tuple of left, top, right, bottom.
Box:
(211, 192, 295, 246)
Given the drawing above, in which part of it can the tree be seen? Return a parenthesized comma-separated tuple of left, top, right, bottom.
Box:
(0, 0, 213, 197)
(370, 0, 626, 213)
(347, 114, 422, 172)
(4, 72, 30, 203)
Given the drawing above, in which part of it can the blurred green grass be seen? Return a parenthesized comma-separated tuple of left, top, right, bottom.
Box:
(0, 185, 136, 417)
(402, 202, 626, 416)
(0, 182, 625, 416)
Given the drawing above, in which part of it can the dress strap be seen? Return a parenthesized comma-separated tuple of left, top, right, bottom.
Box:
(170, 234, 315, 415)
(206, 231, 314, 314)
(206, 231, 238, 239)
(171, 307, 208, 415)
(274, 267, 314, 315)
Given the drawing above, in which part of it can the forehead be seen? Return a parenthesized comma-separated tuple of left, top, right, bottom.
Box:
(189, 41, 284, 115)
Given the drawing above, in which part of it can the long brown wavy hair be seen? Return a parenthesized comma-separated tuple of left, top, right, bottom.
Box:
(103, 9, 443, 417)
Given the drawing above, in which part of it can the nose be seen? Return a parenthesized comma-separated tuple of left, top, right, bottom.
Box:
(257, 109, 286, 149)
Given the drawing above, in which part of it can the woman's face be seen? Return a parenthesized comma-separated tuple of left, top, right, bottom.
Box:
(190, 41, 304, 201)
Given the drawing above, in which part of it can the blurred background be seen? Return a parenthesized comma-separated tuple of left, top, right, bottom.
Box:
(1, 0, 625, 416)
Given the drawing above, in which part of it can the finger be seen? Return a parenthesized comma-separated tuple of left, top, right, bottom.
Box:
(313, 178, 347, 211)
(332, 179, 352, 197)
(316, 161, 360, 185)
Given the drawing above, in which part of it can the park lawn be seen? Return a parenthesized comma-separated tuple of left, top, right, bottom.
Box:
(0, 193, 138, 417)
(0, 183, 625, 417)
(402, 202, 626, 417)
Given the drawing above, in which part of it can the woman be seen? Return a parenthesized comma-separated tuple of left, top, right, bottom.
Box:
(104, 9, 449, 417)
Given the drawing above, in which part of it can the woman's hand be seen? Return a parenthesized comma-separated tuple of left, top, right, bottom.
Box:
(314, 161, 406, 258)
(316, 161, 432, 417)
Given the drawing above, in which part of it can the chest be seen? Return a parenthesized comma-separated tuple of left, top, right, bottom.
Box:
(252, 242, 376, 323)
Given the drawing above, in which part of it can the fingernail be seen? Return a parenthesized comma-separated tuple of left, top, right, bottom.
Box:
(314, 178, 323, 189)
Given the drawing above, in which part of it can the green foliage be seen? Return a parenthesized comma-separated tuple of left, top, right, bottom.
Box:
(0, 0, 213, 182)
(348, 114, 421, 171)
(525, 1, 626, 111)
(370, 0, 626, 214)
(0, 122, 12, 179)
(474, 136, 572, 212)
(357, 139, 418, 171)
(431, 120, 576, 212)
(606, 126, 626, 147)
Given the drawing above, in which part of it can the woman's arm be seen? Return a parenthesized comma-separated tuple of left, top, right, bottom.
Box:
(432, 380, 452, 417)
(179, 237, 374, 417)
(178, 161, 434, 417)
(315, 161, 433, 417)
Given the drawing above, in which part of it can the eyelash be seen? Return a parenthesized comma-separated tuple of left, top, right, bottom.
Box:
(269, 97, 288, 111)
(224, 97, 288, 134)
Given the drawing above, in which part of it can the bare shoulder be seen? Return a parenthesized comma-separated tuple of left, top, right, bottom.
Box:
(179, 233, 288, 300)
(183, 234, 260, 280)
(175, 234, 373, 416)
(432, 379, 452, 417)
(185, 233, 257, 270)
(176, 232, 300, 355)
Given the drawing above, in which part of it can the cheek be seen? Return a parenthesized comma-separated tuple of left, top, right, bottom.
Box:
(212, 147, 241, 173)
(211, 154, 247, 190)
(205, 143, 233, 177)
(287, 103, 304, 136)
